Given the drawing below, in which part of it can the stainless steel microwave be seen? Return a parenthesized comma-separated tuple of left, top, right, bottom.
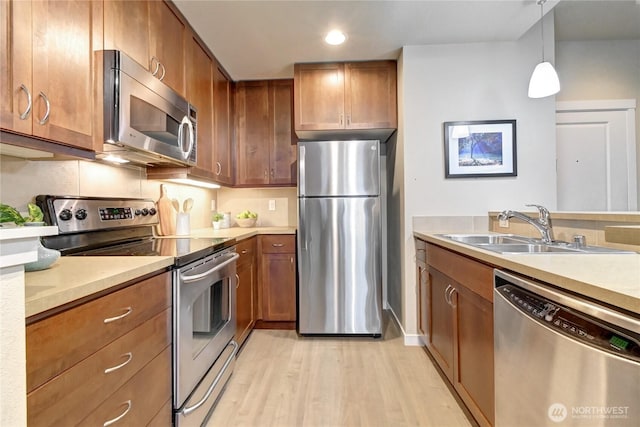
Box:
(99, 50, 197, 166)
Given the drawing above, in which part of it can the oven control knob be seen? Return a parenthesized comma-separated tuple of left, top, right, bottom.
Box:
(58, 209, 73, 221)
(141, 208, 149, 216)
(75, 209, 87, 220)
(148, 208, 157, 216)
(134, 209, 142, 216)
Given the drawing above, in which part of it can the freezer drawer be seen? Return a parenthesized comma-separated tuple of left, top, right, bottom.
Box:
(298, 140, 380, 197)
(297, 197, 382, 335)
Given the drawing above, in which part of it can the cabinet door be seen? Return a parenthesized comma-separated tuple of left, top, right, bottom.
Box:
(427, 267, 454, 381)
(213, 64, 234, 185)
(185, 34, 213, 173)
(104, 0, 150, 71)
(261, 253, 296, 321)
(417, 262, 429, 342)
(453, 284, 495, 427)
(1, 0, 32, 134)
(29, 0, 94, 149)
(344, 61, 397, 129)
(235, 237, 257, 346)
(236, 81, 270, 185)
(269, 79, 297, 185)
(149, 0, 185, 96)
(294, 63, 344, 131)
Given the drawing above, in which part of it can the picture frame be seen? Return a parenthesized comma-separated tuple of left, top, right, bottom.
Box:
(443, 119, 517, 178)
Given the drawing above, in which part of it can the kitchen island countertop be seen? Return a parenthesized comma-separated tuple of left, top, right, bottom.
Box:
(415, 231, 640, 315)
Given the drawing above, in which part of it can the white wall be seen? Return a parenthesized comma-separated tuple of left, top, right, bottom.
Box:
(391, 14, 558, 339)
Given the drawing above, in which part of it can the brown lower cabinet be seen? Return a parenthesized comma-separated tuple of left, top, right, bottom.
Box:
(258, 234, 297, 323)
(26, 271, 172, 427)
(235, 236, 257, 347)
(420, 241, 495, 427)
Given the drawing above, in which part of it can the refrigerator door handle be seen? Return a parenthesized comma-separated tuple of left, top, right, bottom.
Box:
(299, 198, 307, 250)
(298, 145, 306, 195)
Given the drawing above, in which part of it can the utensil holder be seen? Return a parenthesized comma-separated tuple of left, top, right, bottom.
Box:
(176, 213, 190, 236)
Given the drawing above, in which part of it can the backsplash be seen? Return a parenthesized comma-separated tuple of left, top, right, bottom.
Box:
(0, 155, 216, 229)
(217, 187, 297, 227)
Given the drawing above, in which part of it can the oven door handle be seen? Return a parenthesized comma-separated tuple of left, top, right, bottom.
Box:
(180, 253, 239, 283)
(180, 340, 239, 416)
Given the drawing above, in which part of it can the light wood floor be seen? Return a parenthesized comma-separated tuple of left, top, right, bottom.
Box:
(205, 315, 471, 427)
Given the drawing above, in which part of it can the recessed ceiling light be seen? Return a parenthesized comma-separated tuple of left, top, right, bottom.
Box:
(325, 30, 346, 45)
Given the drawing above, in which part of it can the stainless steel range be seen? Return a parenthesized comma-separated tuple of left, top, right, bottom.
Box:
(36, 195, 239, 426)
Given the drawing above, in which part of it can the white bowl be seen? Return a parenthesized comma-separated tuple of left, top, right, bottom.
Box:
(236, 217, 257, 228)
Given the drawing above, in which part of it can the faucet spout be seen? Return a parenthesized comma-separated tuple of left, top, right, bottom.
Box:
(498, 204, 554, 244)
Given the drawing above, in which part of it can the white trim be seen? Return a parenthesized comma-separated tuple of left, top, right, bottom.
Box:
(386, 304, 422, 346)
(556, 99, 636, 112)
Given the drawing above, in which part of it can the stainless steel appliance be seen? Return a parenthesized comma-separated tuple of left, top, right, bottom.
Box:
(494, 270, 640, 426)
(36, 195, 238, 426)
(100, 50, 197, 167)
(297, 140, 382, 336)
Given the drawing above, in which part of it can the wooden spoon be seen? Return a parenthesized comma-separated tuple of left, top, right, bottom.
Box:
(183, 198, 194, 213)
(171, 199, 180, 213)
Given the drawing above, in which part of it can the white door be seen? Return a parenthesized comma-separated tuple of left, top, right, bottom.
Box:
(556, 100, 637, 211)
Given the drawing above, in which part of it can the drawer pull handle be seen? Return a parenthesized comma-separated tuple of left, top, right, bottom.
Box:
(241, 249, 248, 254)
(103, 307, 132, 324)
(272, 243, 284, 247)
(103, 400, 131, 427)
(235, 273, 240, 289)
(19, 84, 32, 120)
(37, 91, 50, 125)
(104, 352, 133, 374)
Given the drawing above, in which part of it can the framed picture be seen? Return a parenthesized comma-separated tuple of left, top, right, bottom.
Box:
(443, 119, 517, 178)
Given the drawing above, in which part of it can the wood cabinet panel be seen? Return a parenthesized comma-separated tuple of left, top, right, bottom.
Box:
(236, 80, 270, 185)
(213, 63, 234, 185)
(259, 235, 296, 322)
(294, 62, 344, 131)
(236, 237, 257, 346)
(415, 239, 428, 341)
(103, 0, 150, 71)
(149, 0, 185, 96)
(270, 79, 297, 185)
(427, 267, 454, 381)
(27, 309, 170, 426)
(345, 61, 397, 129)
(26, 272, 171, 392)
(186, 34, 213, 173)
(78, 348, 172, 427)
(454, 284, 495, 427)
(1, 0, 95, 150)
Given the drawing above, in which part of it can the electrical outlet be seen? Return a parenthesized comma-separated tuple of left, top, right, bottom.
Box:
(499, 218, 509, 228)
(268, 199, 276, 211)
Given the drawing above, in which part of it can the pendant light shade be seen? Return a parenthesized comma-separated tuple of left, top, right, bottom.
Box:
(528, 61, 560, 98)
(528, 0, 560, 98)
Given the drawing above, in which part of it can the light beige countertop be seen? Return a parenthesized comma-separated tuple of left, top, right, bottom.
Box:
(414, 231, 640, 315)
(24, 227, 296, 319)
(24, 256, 174, 318)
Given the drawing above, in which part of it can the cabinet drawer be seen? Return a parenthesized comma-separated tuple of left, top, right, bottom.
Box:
(78, 347, 172, 427)
(260, 234, 295, 253)
(237, 236, 257, 265)
(27, 309, 171, 426)
(26, 272, 171, 392)
(426, 244, 493, 302)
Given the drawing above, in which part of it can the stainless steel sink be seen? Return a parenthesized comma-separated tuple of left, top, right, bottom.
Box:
(438, 233, 635, 254)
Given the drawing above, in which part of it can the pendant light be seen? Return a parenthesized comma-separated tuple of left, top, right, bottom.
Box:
(528, 0, 560, 98)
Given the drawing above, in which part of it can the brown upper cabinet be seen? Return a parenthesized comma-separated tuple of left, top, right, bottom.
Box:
(0, 0, 97, 151)
(104, 0, 185, 97)
(213, 64, 234, 185)
(294, 61, 397, 135)
(235, 80, 296, 187)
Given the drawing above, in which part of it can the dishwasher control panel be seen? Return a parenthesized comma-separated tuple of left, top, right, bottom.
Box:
(497, 283, 640, 363)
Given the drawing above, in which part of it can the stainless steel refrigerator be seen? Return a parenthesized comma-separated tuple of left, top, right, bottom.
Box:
(297, 140, 382, 336)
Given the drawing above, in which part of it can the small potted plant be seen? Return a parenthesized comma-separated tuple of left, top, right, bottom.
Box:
(212, 212, 225, 230)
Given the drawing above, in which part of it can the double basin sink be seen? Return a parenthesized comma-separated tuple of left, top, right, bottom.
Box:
(438, 234, 635, 254)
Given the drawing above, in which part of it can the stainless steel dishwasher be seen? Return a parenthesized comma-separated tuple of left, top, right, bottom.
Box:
(494, 269, 640, 426)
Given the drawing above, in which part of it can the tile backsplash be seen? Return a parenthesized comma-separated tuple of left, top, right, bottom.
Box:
(217, 187, 297, 227)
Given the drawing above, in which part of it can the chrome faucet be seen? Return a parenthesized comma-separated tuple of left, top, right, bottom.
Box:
(498, 204, 554, 244)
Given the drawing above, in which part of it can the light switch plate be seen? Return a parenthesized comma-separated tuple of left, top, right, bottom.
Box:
(268, 199, 276, 211)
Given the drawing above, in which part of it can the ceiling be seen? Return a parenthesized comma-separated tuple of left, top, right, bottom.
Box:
(173, 1, 640, 81)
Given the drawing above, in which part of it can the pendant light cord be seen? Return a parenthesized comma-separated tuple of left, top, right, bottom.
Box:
(539, 0, 546, 62)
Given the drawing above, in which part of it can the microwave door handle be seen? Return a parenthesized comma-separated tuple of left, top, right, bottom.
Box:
(180, 253, 239, 283)
(178, 116, 195, 160)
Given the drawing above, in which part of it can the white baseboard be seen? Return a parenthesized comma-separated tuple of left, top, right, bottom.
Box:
(386, 304, 422, 346)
